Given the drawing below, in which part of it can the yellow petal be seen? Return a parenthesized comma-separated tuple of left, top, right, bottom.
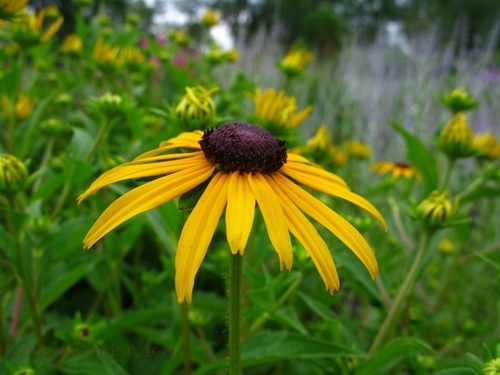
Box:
(78, 154, 208, 202)
(175, 172, 229, 303)
(83, 163, 215, 248)
(158, 131, 203, 148)
(226, 171, 255, 255)
(266, 175, 340, 293)
(247, 173, 292, 271)
(273, 173, 378, 278)
(41, 16, 64, 42)
(281, 163, 387, 231)
(283, 159, 348, 188)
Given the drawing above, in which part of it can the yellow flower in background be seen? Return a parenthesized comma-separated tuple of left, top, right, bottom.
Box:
(118, 45, 146, 70)
(439, 112, 474, 158)
(249, 88, 312, 129)
(224, 48, 240, 63)
(472, 132, 500, 159)
(61, 34, 83, 55)
(343, 140, 372, 160)
(78, 123, 386, 303)
(371, 161, 420, 180)
(0, 153, 28, 194)
(10, 7, 63, 47)
(175, 86, 218, 129)
(169, 30, 190, 47)
(204, 45, 225, 65)
(93, 38, 121, 70)
(201, 9, 220, 27)
(438, 236, 456, 254)
(0, 0, 27, 20)
(307, 126, 334, 151)
(1, 93, 37, 120)
(43, 5, 60, 19)
(278, 46, 313, 77)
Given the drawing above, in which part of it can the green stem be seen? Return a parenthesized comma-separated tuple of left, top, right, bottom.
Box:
(369, 230, 432, 354)
(438, 156, 455, 191)
(228, 253, 244, 375)
(0, 290, 6, 355)
(180, 302, 192, 375)
(32, 137, 55, 193)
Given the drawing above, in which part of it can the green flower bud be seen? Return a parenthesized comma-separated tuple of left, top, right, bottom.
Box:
(175, 86, 218, 130)
(0, 154, 28, 194)
(482, 358, 500, 375)
(416, 190, 458, 227)
(439, 112, 474, 158)
(13, 366, 35, 375)
(39, 118, 68, 136)
(440, 88, 478, 113)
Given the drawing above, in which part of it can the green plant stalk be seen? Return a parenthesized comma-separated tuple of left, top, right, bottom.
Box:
(229, 253, 244, 375)
(180, 302, 192, 375)
(438, 156, 455, 191)
(0, 290, 6, 355)
(369, 229, 432, 354)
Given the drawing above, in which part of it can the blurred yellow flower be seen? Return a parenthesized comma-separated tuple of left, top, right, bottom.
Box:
(440, 87, 478, 113)
(78, 123, 386, 303)
(343, 140, 371, 160)
(417, 190, 458, 227)
(169, 30, 190, 47)
(118, 45, 146, 70)
(204, 45, 225, 65)
(176, 86, 218, 129)
(248, 88, 312, 129)
(93, 38, 121, 70)
(439, 112, 474, 158)
(371, 161, 420, 180)
(438, 236, 456, 254)
(10, 7, 63, 47)
(307, 126, 334, 151)
(43, 5, 60, 19)
(201, 9, 220, 27)
(224, 48, 240, 63)
(1, 93, 37, 120)
(61, 34, 83, 55)
(0, 0, 28, 20)
(472, 132, 500, 159)
(278, 46, 313, 77)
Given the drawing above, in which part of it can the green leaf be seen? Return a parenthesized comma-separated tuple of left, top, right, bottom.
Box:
(460, 185, 500, 204)
(354, 337, 433, 375)
(433, 369, 475, 375)
(297, 292, 338, 322)
(69, 127, 94, 160)
(177, 179, 211, 211)
(0, 224, 16, 261)
(273, 306, 308, 335)
(61, 351, 130, 375)
(392, 123, 438, 194)
(38, 260, 100, 312)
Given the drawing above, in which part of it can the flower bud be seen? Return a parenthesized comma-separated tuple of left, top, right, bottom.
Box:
(440, 88, 478, 113)
(482, 358, 500, 375)
(277, 46, 313, 78)
(0, 154, 28, 195)
(416, 190, 457, 227)
(175, 86, 218, 129)
(439, 112, 474, 158)
(201, 9, 220, 27)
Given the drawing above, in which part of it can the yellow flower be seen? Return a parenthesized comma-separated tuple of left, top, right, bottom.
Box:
(93, 38, 121, 70)
(371, 161, 420, 180)
(78, 123, 387, 303)
(0, 153, 28, 194)
(201, 9, 220, 27)
(343, 140, 371, 160)
(204, 45, 225, 65)
(248, 88, 312, 129)
(10, 8, 63, 47)
(61, 34, 83, 55)
(169, 30, 190, 47)
(438, 236, 455, 254)
(439, 112, 474, 158)
(0, 0, 28, 20)
(224, 48, 240, 63)
(472, 132, 500, 159)
(307, 126, 334, 151)
(278, 46, 313, 77)
(175, 86, 218, 129)
(118, 45, 146, 70)
(1, 93, 37, 120)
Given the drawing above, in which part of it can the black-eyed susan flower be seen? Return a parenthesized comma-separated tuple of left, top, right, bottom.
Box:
(61, 34, 83, 56)
(371, 161, 420, 180)
(78, 122, 386, 303)
(440, 87, 478, 113)
(1, 93, 37, 120)
(118, 45, 146, 71)
(9, 7, 63, 48)
(93, 38, 121, 71)
(472, 132, 500, 159)
(248, 88, 312, 132)
(0, 0, 28, 21)
(439, 112, 474, 158)
(278, 46, 313, 77)
(169, 30, 190, 47)
(201, 9, 220, 27)
(343, 140, 371, 160)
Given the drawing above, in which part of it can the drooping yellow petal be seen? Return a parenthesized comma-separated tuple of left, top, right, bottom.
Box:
(284, 159, 349, 188)
(273, 173, 378, 278)
(40, 16, 63, 42)
(226, 171, 255, 255)
(247, 173, 292, 271)
(175, 172, 229, 303)
(78, 154, 208, 202)
(266, 175, 340, 293)
(83, 163, 215, 248)
(158, 130, 203, 148)
(280, 164, 387, 231)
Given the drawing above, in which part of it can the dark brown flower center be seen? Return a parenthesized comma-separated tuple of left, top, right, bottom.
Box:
(199, 122, 287, 173)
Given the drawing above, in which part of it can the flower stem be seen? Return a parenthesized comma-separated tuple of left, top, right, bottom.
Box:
(180, 301, 192, 375)
(369, 229, 432, 354)
(228, 253, 244, 375)
(438, 156, 455, 191)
